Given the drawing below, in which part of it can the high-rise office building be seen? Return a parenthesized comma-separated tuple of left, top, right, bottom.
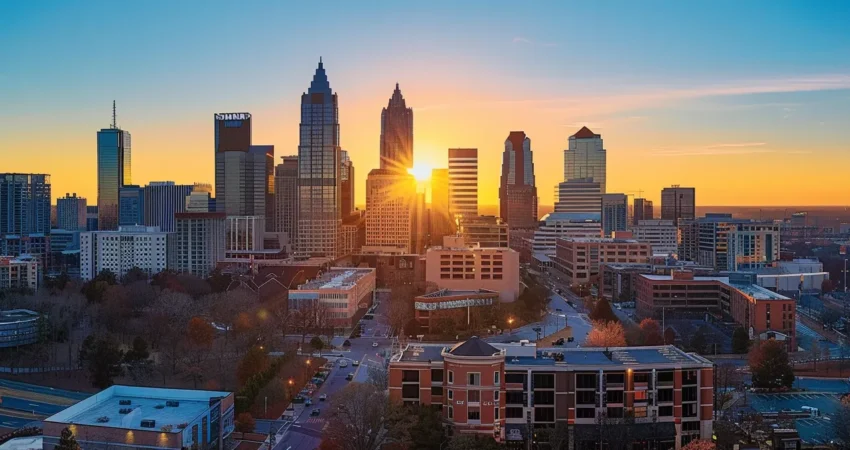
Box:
(564, 126, 606, 193)
(143, 182, 194, 233)
(430, 168, 453, 246)
(225, 216, 265, 255)
(365, 169, 417, 253)
(601, 193, 628, 238)
(633, 198, 654, 225)
(80, 226, 175, 281)
(56, 193, 87, 231)
(379, 83, 414, 172)
(297, 59, 341, 258)
(661, 186, 695, 226)
(340, 150, 355, 218)
(448, 148, 478, 220)
(727, 222, 781, 271)
(185, 183, 213, 212)
(499, 131, 538, 230)
(554, 178, 602, 214)
(0, 174, 51, 236)
(97, 110, 131, 230)
(275, 156, 298, 242)
(118, 185, 144, 226)
(86, 206, 98, 231)
(458, 215, 509, 248)
(175, 212, 226, 277)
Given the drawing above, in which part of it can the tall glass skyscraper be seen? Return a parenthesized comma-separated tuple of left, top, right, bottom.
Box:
(563, 126, 606, 193)
(499, 131, 538, 230)
(119, 185, 144, 226)
(97, 126, 131, 230)
(297, 59, 341, 258)
(380, 83, 413, 172)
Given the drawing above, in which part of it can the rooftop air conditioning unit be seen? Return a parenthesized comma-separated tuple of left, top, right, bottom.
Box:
(166, 401, 180, 407)
(140, 420, 156, 428)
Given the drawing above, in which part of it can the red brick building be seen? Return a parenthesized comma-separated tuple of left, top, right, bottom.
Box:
(413, 289, 500, 333)
(389, 337, 714, 449)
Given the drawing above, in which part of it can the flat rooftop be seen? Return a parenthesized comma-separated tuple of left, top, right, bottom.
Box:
(298, 267, 374, 290)
(0, 309, 39, 324)
(419, 289, 498, 299)
(560, 238, 641, 244)
(639, 274, 790, 301)
(45, 386, 231, 433)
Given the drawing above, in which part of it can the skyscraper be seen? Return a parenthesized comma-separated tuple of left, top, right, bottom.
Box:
(380, 83, 414, 172)
(564, 126, 606, 193)
(601, 193, 628, 237)
(175, 212, 226, 277)
(340, 150, 355, 218)
(275, 156, 298, 242)
(429, 168, 452, 246)
(448, 148, 478, 220)
(97, 107, 131, 230)
(499, 131, 538, 230)
(56, 193, 87, 231)
(661, 185, 696, 226)
(365, 169, 417, 253)
(0, 174, 51, 236)
(633, 198, 654, 225)
(143, 182, 194, 232)
(297, 59, 341, 258)
(118, 185, 144, 226)
(554, 178, 602, 214)
(185, 183, 213, 212)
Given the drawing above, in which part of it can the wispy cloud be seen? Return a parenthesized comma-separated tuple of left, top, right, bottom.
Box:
(652, 142, 771, 157)
(704, 142, 767, 149)
(512, 36, 557, 47)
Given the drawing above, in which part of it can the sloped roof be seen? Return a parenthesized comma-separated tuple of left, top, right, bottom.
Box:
(448, 336, 501, 357)
(572, 126, 598, 139)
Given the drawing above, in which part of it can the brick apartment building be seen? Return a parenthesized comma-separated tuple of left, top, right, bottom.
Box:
(389, 337, 714, 449)
(553, 238, 652, 285)
(636, 271, 796, 350)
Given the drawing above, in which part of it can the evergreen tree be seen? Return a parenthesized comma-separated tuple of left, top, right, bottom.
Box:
(731, 327, 750, 354)
(56, 427, 80, 450)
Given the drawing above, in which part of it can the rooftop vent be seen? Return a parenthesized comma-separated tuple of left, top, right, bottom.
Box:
(119, 408, 133, 414)
(119, 400, 131, 406)
(140, 420, 156, 429)
(165, 400, 180, 407)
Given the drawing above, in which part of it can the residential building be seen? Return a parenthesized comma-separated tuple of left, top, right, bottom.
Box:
(424, 236, 520, 302)
(365, 169, 417, 253)
(175, 212, 226, 278)
(553, 238, 652, 285)
(660, 186, 695, 226)
(458, 216, 509, 248)
(413, 289, 500, 333)
(389, 337, 714, 448)
(632, 219, 678, 256)
(0, 235, 49, 272)
(430, 168, 453, 246)
(0, 256, 38, 291)
(225, 216, 265, 256)
(601, 193, 628, 237)
(288, 267, 376, 327)
(380, 83, 414, 172)
(600, 261, 716, 302)
(43, 386, 235, 450)
(80, 226, 175, 281)
(56, 193, 87, 231)
(679, 214, 779, 271)
(48, 229, 80, 279)
(564, 126, 606, 192)
(633, 198, 654, 225)
(143, 182, 194, 233)
(733, 258, 828, 293)
(185, 183, 213, 212)
(297, 60, 341, 258)
(97, 119, 131, 230)
(274, 155, 299, 243)
(527, 212, 602, 258)
(0, 174, 51, 236)
(448, 148, 478, 219)
(349, 252, 421, 289)
(554, 178, 601, 214)
(118, 185, 144, 226)
(727, 222, 781, 271)
(86, 206, 98, 231)
(636, 271, 796, 350)
(499, 132, 538, 230)
(340, 150, 355, 218)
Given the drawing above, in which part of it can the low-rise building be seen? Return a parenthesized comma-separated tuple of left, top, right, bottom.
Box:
(458, 216, 509, 248)
(526, 212, 602, 259)
(553, 238, 652, 285)
(632, 219, 678, 256)
(636, 272, 796, 349)
(0, 255, 39, 290)
(389, 337, 714, 448)
(288, 267, 376, 328)
(42, 386, 235, 450)
(80, 226, 175, 281)
(425, 236, 519, 302)
(413, 289, 500, 333)
(0, 309, 41, 347)
(600, 262, 716, 301)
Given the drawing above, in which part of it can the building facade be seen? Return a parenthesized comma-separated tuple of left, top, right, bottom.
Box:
(564, 126, 606, 193)
(554, 238, 652, 285)
(527, 212, 602, 258)
(727, 222, 781, 271)
(86, 206, 98, 231)
(389, 338, 714, 448)
(340, 150, 355, 218)
(632, 198, 654, 225)
(601, 193, 628, 238)
(80, 226, 175, 281)
(175, 212, 226, 278)
(288, 268, 376, 327)
(97, 126, 131, 230)
(458, 216, 509, 248)
(340, 213, 366, 258)
(275, 155, 299, 243)
(118, 185, 144, 226)
(56, 193, 87, 231)
(554, 178, 602, 214)
(365, 170, 417, 253)
(143, 182, 194, 233)
(660, 186, 695, 226)
(425, 236, 520, 302)
(0, 174, 51, 236)
(632, 219, 678, 256)
(499, 132, 538, 230)
(0, 256, 39, 291)
(380, 83, 414, 172)
(430, 168, 453, 246)
(225, 216, 265, 256)
(448, 148, 478, 219)
(413, 289, 500, 334)
(185, 184, 213, 212)
(297, 60, 341, 258)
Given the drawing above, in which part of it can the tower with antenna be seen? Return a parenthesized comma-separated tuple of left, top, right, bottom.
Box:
(111, 100, 117, 129)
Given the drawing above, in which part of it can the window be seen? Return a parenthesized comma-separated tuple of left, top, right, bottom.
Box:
(448, 371, 454, 384)
(468, 409, 481, 421)
(634, 390, 648, 401)
(682, 370, 698, 385)
(431, 369, 444, 383)
(605, 373, 625, 385)
(532, 373, 555, 389)
(402, 370, 419, 382)
(682, 421, 700, 431)
(605, 391, 624, 404)
(659, 406, 673, 417)
(448, 390, 453, 400)
(495, 406, 500, 420)
(506, 391, 525, 405)
(534, 391, 554, 405)
(431, 386, 443, 396)
(468, 390, 480, 403)
(506, 407, 523, 419)
(494, 390, 500, 402)
(402, 385, 419, 399)
(606, 407, 624, 419)
(682, 403, 697, 418)
(576, 408, 595, 419)
(657, 371, 674, 384)
(657, 389, 673, 403)
(534, 408, 555, 422)
(494, 371, 500, 385)
(682, 386, 698, 402)
(576, 373, 597, 389)
(468, 373, 481, 386)
(448, 406, 453, 419)
(505, 372, 526, 385)
(633, 372, 649, 384)
(634, 407, 647, 418)
(576, 391, 595, 405)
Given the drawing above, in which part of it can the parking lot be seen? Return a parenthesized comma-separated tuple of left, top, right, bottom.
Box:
(747, 392, 842, 444)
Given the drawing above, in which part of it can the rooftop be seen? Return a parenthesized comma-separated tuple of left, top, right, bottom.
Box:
(0, 309, 39, 324)
(540, 212, 601, 223)
(45, 386, 231, 432)
(419, 289, 498, 299)
(0, 437, 42, 450)
(639, 274, 790, 301)
(298, 267, 374, 290)
(448, 337, 502, 357)
(559, 238, 642, 244)
(571, 126, 599, 139)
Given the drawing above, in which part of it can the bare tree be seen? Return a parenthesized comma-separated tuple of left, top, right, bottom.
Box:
(366, 364, 389, 390)
(323, 384, 403, 450)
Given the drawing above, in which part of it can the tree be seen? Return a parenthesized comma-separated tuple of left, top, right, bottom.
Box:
(638, 318, 663, 346)
(811, 339, 821, 371)
(185, 317, 216, 388)
(688, 327, 708, 354)
(446, 434, 502, 450)
(237, 346, 269, 386)
(311, 336, 325, 353)
(750, 339, 795, 389)
(732, 327, 750, 354)
(682, 440, 715, 450)
(833, 395, 850, 445)
(235, 412, 256, 433)
(367, 364, 389, 390)
(56, 427, 80, 450)
(589, 298, 618, 323)
(406, 406, 446, 450)
(585, 320, 626, 347)
(387, 291, 414, 337)
(79, 335, 124, 388)
(124, 336, 150, 362)
(207, 268, 232, 293)
(663, 327, 677, 345)
(821, 309, 840, 330)
(81, 269, 117, 303)
(122, 267, 148, 285)
(822, 278, 835, 293)
(323, 384, 404, 450)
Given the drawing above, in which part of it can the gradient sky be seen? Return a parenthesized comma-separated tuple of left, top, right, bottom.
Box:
(2, 0, 850, 207)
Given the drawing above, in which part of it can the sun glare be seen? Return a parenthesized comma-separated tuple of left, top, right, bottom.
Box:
(408, 164, 432, 181)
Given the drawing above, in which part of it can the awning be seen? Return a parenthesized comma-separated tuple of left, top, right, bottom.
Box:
(505, 423, 527, 441)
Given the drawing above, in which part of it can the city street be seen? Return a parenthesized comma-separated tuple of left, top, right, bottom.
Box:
(485, 291, 592, 347)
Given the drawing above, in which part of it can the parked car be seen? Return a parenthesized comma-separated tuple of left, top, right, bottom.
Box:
(339, 360, 348, 368)
(551, 337, 565, 346)
(567, 336, 575, 343)
(352, 360, 360, 366)
(345, 373, 354, 381)
(310, 409, 321, 416)
(343, 339, 352, 347)
(319, 394, 327, 401)
(372, 342, 379, 347)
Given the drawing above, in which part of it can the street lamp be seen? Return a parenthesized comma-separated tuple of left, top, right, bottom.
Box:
(304, 359, 312, 381)
(508, 317, 515, 335)
(287, 378, 294, 401)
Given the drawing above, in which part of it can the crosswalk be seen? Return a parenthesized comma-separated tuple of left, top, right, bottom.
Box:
(301, 417, 325, 425)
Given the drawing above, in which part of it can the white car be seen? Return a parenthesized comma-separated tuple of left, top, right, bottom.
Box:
(339, 360, 348, 368)
(352, 360, 360, 366)
(319, 394, 327, 401)
(372, 342, 379, 347)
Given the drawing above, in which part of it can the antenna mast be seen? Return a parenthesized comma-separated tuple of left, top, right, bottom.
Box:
(112, 100, 117, 129)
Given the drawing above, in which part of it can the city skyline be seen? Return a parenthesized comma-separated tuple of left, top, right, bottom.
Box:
(2, 1, 850, 208)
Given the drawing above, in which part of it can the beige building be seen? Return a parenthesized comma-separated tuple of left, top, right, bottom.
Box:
(554, 237, 652, 285)
(425, 236, 519, 302)
(365, 169, 417, 253)
(289, 268, 376, 327)
(0, 255, 38, 291)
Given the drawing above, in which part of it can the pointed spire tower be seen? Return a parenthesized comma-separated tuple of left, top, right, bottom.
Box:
(380, 83, 414, 172)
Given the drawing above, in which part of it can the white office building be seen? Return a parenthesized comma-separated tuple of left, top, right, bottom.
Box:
(448, 148, 478, 219)
(632, 219, 678, 256)
(80, 226, 175, 281)
(529, 212, 602, 256)
(175, 212, 226, 277)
